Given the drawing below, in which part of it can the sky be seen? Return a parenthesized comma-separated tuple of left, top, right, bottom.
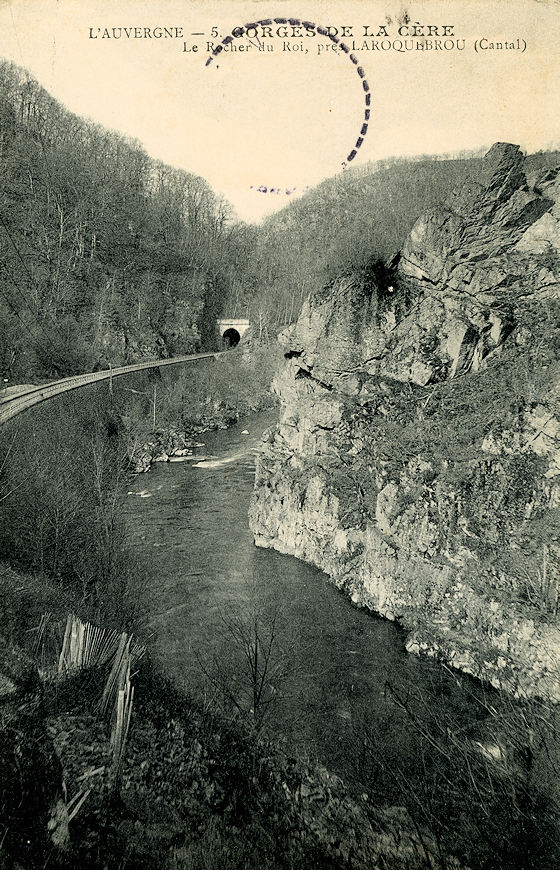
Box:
(0, 0, 559, 222)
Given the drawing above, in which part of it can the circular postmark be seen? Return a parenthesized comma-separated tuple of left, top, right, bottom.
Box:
(205, 17, 371, 171)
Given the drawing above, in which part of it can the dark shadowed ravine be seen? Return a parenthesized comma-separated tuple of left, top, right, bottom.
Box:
(124, 410, 485, 796)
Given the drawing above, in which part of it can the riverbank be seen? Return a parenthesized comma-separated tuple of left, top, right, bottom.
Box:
(3, 542, 560, 870)
(124, 344, 282, 473)
(0, 560, 455, 870)
(125, 410, 560, 870)
(0, 366, 439, 869)
(2, 337, 559, 867)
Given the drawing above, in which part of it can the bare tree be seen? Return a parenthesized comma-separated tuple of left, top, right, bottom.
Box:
(198, 603, 293, 733)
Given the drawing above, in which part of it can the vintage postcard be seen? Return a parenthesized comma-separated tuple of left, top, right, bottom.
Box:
(1, 0, 560, 868)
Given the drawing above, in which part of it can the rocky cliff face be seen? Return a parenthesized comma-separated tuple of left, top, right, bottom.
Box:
(249, 143, 560, 702)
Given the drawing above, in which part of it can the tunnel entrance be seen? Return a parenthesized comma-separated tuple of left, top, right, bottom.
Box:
(216, 318, 250, 349)
(222, 327, 241, 348)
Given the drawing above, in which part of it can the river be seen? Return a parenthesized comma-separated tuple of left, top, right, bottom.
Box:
(125, 410, 490, 800)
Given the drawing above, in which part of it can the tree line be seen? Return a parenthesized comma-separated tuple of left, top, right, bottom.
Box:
(0, 61, 256, 381)
(2, 60, 559, 382)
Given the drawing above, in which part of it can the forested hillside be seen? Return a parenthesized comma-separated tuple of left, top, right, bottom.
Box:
(0, 61, 255, 381)
(246, 148, 560, 326)
(1, 60, 559, 381)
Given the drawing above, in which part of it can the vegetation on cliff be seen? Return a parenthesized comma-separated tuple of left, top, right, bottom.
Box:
(251, 143, 560, 694)
(250, 144, 560, 866)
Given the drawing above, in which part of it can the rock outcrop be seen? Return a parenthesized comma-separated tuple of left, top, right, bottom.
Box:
(250, 143, 560, 702)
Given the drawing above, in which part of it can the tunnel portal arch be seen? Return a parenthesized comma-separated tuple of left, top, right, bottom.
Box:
(216, 318, 250, 348)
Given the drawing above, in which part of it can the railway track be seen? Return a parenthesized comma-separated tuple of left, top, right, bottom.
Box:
(0, 350, 231, 424)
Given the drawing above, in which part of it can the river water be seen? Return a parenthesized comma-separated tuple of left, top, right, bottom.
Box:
(125, 410, 486, 797)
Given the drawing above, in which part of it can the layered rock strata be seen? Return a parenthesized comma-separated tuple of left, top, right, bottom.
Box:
(250, 143, 560, 702)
